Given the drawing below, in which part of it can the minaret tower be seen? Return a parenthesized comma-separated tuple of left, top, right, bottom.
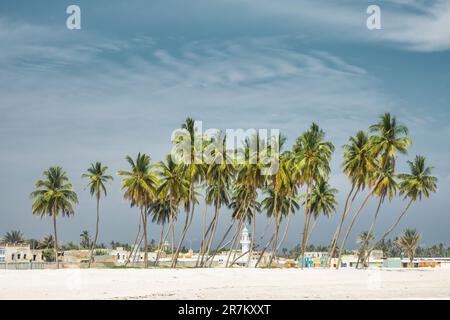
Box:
(240, 225, 251, 254)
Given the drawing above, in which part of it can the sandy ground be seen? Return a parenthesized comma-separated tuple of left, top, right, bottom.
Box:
(0, 268, 449, 300)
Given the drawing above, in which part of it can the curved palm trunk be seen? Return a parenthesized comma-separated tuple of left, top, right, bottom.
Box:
(268, 215, 282, 267)
(360, 196, 384, 267)
(207, 220, 235, 267)
(53, 211, 59, 269)
(202, 204, 220, 267)
(88, 194, 100, 268)
(336, 190, 373, 269)
(276, 199, 293, 252)
(304, 216, 319, 254)
(196, 203, 209, 267)
(366, 199, 414, 261)
(255, 232, 275, 267)
(327, 185, 356, 267)
(125, 221, 141, 266)
(225, 218, 244, 268)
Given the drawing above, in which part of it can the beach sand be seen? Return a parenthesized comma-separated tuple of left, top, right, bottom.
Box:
(0, 268, 449, 300)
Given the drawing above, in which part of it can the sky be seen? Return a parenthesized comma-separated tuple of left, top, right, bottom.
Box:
(0, 0, 449, 250)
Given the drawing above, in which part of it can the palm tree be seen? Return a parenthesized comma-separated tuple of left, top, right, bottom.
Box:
(30, 166, 78, 269)
(368, 155, 437, 254)
(171, 118, 205, 267)
(1, 230, 25, 245)
(39, 234, 55, 249)
(148, 198, 172, 265)
(80, 230, 91, 249)
(157, 154, 189, 267)
(304, 180, 337, 250)
(235, 133, 267, 267)
(292, 123, 334, 268)
(200, 132, 233, 267)
(356, 231, 374, 267)
(327, 131, 373, 266)
(82, 162, 113, 267)
(118, 153, 158, 268)
(396, 228, 421, 267)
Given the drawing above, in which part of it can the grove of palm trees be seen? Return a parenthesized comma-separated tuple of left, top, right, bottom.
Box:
(29, 113, 438, 269)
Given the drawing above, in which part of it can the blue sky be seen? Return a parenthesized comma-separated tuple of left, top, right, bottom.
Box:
(0, 0, 449, 249)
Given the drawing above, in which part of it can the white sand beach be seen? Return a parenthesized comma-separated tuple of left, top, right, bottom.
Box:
(0, 268, 449, 300)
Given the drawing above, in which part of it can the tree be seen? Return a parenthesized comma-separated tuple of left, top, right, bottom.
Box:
(118, 153, 158, 268)
(292, 123, 334, 268)
(1, 230, 25, 245)
(356, 231, 374, 267)
(327, 131, 373, 266)
(368, 155, 437, 254)
(82, 162, 113, 268)
(396, 228, 421, 267)
(80, 230, 91, 249)
(157, 154, 189, 266)
(30, 166, 78, 269)
(39, 234, 55, 249)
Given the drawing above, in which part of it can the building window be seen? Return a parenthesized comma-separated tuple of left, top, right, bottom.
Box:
(11, 254, 15, 260)
(0, 257, 4, 262)
(17, 254, 21, 260)
(33, 255, 37, 261)
(0, 249, 5, 255)
(24, 254, 27, 260)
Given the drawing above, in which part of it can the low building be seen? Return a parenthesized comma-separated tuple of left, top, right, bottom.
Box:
(0, 244, 44, 263)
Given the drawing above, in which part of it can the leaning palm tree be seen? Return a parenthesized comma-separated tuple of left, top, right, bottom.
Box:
(148, 197, 171, 265)
(356, 231, 374, 268)
(82, 162, 113, 267)
(292, 123, 334, 268)
(118, 153, 158, 268)
(368, 155, 437, 255)
(327, 131, 373, 266)
(30, 166, 78, 269)
(2, 230, 25, 245)
(396, 228, 421, 267)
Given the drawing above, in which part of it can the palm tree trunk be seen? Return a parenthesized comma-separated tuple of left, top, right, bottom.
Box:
(140, 206, 148, 268)
(268, 215, 282, 266)
(207, 220, 235, 267)
(361, 196, 384, 267)
(226, 219, 244, 267)
(276, 199, 293, 251)
(125, 221, 141, 266)
(247, 190, 257, 268)
(156, 221, 165, 266)
(196, 203, 209, 267)
(336, 190, 373, 269)
(327, 185, 356, 267)
(172, 209, 190, 268)
(366, 199, 414, 261)
(304, 216, 319, 253)
(300, 182, 312, 269)
(202, 204, 219, 267)
(88, 194, 100, 268)
(53, 211, 59, 269)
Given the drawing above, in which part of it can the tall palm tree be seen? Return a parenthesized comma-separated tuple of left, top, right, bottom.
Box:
(292, 123, 334, 268)
(30, 166, 78, 269)
(368, 155, 437, 254)
(200, 132, 233, 267)
(1, 230, 25, 245)
(80, 230, 91, 249)
(327, 131, 373, 266)
(235, 133, 267, 267)
(148, 197, 172, 265)
(396, 228, 421, 267)
(82, 162, 113, 267)
(118, 153, 158, 268)
(157, 154, 189, 267)
(172, 118, 205, 267)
